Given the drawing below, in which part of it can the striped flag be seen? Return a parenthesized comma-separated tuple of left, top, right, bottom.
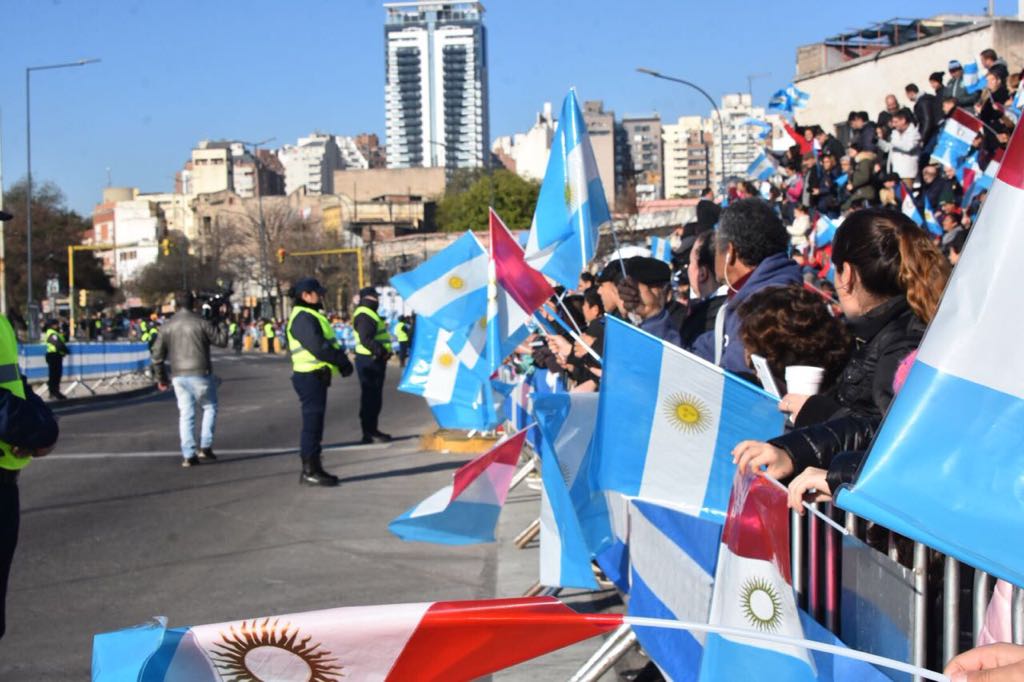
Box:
(524, 89, 611, 289)
(592, 317, 785, 521)
(649, 235, 673, 263)
(388, 430, 527, 544)
(92, 597, 622, 682)
(896, 180, 924, 226)
(931, 108, 984, 169)
(488, 208, 554, 371)
(962, 60, 985, 94)
(390, 231, 488, 331)
(747, 152, 777, 182)
(836, 119, 1024, 586)
(923, 196, 942, 236)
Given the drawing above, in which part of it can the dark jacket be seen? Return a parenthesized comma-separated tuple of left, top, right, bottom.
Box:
(353, 300, 388, 359)
(289, 303, 353, 375)
(843, 151, 878, 209)
(0, 376, 59, 451)
(820, 135, 846, 161)
(769, 413, 879, 492)
(680, 293, 727, 349)
(913, 93, 939, 143)
(852, 124, 877, 153)
(692, 253, 803, 374)
(795, 296, 923, 428)
(151, 308, 228, 382)
(639, 308, 682, 347)
(944, 76, 980, 107)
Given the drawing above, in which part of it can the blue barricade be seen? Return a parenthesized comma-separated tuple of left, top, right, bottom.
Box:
(18, 342, 151, 382)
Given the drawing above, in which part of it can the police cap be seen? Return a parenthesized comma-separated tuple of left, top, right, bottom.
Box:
(625, 256, 672, 286)
(293, 277, 327, 295)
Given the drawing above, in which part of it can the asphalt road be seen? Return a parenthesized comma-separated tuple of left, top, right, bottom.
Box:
(0, 350, 526, 680)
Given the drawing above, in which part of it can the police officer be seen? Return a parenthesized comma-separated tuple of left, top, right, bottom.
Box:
(352, 287, 392, 444)
(140, 318, 159, 350)
(43, 319, 69, 400)
(394, 315, 411, 368)
(0, 313, 59, 639)
(286, 278, 354, 486)
(263, 319, 276, 353)
(228, 318, 243, 354)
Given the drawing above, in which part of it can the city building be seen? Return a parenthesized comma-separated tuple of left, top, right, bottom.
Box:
(89, 187, 166, 286)
(384, 1, 490, 169)
(708, 93, 767, 188)
(229, 144, 286, 199)
(490, 101, 555, 181)
(278, 133, 344, 196)
(189, 141, 234, 196)
(355, 133, 387, 168)
(333, 166, 447, 203)
(663, 115, 713, 198)
(582, 100, 620, 210)
(621, 113, 664, 202)
(794, 14, 1024, 133)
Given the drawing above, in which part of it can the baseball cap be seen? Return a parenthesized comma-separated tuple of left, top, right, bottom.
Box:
(293, 277, 327, 295)
(624, 256, 672, 285)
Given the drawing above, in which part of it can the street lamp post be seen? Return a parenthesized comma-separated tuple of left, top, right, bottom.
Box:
(25, 58, 99, 339)
(636, 67, 728, 195)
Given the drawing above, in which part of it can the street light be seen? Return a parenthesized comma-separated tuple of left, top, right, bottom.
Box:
(636, 67, 728, 195)
(26, 58, 100, 339)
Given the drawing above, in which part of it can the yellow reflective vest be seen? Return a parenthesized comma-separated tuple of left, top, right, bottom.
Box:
(0, 316, 30, 471)
(353, 306, 392, 356)
(286, 306, 341, 374)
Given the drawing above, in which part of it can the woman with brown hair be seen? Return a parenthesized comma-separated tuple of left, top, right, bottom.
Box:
(737, 284, 851, 393)
(732, 208, 951, 489)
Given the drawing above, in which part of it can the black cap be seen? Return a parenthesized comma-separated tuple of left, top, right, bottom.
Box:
(0, 211, 12, 222)
(359, 286, 379, 299)
(293, 277, 327, 295)
(596, 260, 625, 284)
(624, 256, 672, 285)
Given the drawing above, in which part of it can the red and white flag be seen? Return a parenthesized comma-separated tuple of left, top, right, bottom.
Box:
(94, 596, 622, 681)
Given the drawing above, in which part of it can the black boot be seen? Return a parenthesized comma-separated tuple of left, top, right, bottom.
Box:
(299, 457, 338, 487)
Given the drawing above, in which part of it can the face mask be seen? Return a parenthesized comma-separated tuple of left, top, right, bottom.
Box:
(363, 298, 379, 311)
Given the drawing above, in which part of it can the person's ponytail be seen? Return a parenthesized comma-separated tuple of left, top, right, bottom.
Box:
(895, 223, 951, 324)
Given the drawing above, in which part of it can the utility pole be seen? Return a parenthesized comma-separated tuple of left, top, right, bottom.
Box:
(0, 107, 6, 316)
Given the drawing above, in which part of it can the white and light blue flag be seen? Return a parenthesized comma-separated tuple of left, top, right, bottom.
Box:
(649, 236, 673, 264)
(814, 214, 839, 248)
(836, 124, 1024, 586)
(923, 196, 942, 236)
(747, 152, 778, 182)
(629, 499, 722, 681)
(536, 392, 601, 590)
(931, 108, 984, 169)
(742, 117, 772, 140)
(593, 316, 785, 522)
(390, 231, 488, 330)
(963, 60, 985, 94)
(524, 89, 612, 289)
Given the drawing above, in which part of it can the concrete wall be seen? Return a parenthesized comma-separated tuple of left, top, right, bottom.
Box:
(794, 20, 1024, 132)
(332, 167, 446, 202)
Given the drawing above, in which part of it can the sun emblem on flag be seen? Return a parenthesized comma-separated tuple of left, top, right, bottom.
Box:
(438, 351, 456, 368)
(564, 181, 574, 208)
(478, 316, 487, 329)
(210, 618, 343, 681)
(740, 577, 784, 632)
(448, 275, 465, 290)
(663, 393, 711, 434)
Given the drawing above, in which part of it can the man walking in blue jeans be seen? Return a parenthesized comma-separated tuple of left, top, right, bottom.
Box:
(151, 291, 229, 467)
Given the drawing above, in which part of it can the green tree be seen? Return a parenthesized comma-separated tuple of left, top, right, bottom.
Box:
(2, 178, 110, 325)
(436, 168, 540, 232)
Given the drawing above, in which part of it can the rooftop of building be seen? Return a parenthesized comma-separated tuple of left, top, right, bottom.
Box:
(384, 1, 483, 25)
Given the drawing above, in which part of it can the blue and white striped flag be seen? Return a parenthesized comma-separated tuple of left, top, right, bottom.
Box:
(524, 89, 612, 289)
(592, 316, 785, 521)
(923, 196, 943, 236)
(629, 499, 722, 681)
(814, 214, 839, 248)
(742, 117, 772, 140)
(536, 392, 601, 590)
(963, 60, 985, 94)
(649, 236, 673, 263)
(747, 152, 778, 182)
(785, 84, 811, 109)
(767, 84, 810, 113)
(390, 232, 488, 331)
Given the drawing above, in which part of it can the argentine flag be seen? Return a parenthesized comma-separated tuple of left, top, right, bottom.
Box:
(747, 152, 777, 182)
(923, 196, 942, 236)
(836, 124, 1024, 586)
(535, 392, 601, 590)
(814, 214, 839, 248)
(629, 499, 722, 681)
(963, 60, 985, 94)
(389, 430, 527, 544)
(524, 89, 612, 290)
(593, 317, 784, 521)
(931, 108, 984, 169)
(390, 231, 488, 331)
(649, 236, 673, 264)
(742, 117, 772, 140)
(896, 181, 924, 226)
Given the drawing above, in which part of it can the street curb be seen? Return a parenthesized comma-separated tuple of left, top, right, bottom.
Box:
(419, 429, 499, 454)
(46, 384, 158, 408)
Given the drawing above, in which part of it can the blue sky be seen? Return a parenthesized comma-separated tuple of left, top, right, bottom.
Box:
(1, 0, 1016, 214)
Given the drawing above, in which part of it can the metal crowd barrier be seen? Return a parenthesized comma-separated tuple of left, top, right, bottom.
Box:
(569, 502, 1024, 682)
(18, 341, 152, 397)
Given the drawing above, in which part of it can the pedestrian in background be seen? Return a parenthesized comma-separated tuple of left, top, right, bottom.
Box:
(151, 291, 229, 467)
(352, 287, 392, 444)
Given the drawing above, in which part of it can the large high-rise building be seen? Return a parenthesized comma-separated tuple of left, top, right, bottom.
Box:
(663, 116, 713, 199)
(278, 133, 344, 196)
(709, 93, 767, 187)
(621, 114, 664, 202)
(384, 1, 489, 170)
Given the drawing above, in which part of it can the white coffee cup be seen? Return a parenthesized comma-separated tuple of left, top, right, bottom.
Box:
(785, 365, 825, 396)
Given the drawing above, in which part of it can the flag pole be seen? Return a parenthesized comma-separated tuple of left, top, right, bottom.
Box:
(623, 616, 948, 681)
(762, 475, 849, 536)
(534, 309, 601, 363)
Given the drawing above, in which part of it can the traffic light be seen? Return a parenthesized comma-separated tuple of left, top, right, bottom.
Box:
(277, 248, 287, 263)
(161, 238, 171, 256)
(78, 289, 88, 307)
